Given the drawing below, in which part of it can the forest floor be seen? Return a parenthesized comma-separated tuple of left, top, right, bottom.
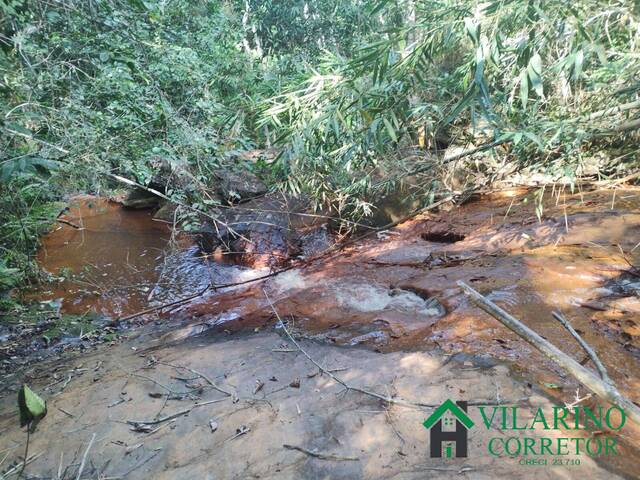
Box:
(1, 187, 639, 479)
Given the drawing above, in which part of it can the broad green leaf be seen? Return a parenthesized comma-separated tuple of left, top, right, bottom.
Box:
(464, 18, 480, 45)
(513, 132, 523, 145)
(442, 84, 477, 126)
(572, 50, 584, 80)
(369, 0, 391, 16)
(383, 117, 397, 142)
(18, 384, 47, 428)
(524, 131, 544, 149)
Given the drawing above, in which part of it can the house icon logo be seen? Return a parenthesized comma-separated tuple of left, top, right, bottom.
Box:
(423, 399, 474, 458)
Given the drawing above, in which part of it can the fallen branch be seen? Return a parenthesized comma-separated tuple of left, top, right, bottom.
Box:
(551, 311, 612, 385)
(586, 99, 640, 121)
(107, 173, 251, 244)
(597, 117, 640, 135)
(108, 284, 211, 326)
(458, 281, 640, 425)
(56, 218, 82, 229)
(283, 444, 359, 461)
(0, 451, 43, 478)
(404, 140, 508, 178)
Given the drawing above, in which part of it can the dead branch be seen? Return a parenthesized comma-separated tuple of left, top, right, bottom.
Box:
(107, 173, 252, 244)
(458, 281, 640, 425)
(56, 218, 82, 229)
(283, 444, 359, 461)
(0, 451, 44, 478)
(127, 398, 227, 428)
(551, 311, 612, 384)
(119, 367, 193, 398)
(586, 99, 640, 121)
(108, 284, 211, 326)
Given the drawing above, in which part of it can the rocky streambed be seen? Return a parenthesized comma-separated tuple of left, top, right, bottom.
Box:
(1, 186, 639, 479)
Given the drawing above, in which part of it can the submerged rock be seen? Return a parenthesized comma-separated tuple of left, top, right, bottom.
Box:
(153, 201, 177, 223)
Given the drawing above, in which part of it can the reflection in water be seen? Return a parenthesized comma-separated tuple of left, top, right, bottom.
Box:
(34, 196, 256, 318)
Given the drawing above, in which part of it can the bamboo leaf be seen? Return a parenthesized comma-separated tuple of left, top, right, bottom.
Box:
(442, 84, 477, 126)
(527, 53, 543, 97)
(383, 117, 397, 142)
(519, 69, 529, 109)
(572, 50, 584, 80)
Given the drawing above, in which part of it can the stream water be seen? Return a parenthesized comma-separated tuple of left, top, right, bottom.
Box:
(32, 195, 262, 318)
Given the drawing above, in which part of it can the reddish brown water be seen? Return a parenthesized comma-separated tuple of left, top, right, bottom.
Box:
(32, 196, 262, 318)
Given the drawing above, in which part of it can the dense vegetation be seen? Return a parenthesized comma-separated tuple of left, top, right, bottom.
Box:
(1, 0, 639, 289)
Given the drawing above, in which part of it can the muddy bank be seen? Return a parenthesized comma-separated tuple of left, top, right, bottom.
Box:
(0, 329, 627, 479)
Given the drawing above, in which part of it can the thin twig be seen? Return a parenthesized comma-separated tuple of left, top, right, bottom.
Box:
(2, 451, 43, 478)
(127, 398, 227, 427)
(157, 362, 233, 397)
(283, 444, 359, 461)
(76, 432, 96, 480)
(551, 311, 612, 385)
(18, 428, 30, 478)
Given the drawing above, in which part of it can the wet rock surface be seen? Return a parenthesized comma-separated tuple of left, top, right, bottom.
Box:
(215, 169, 267, 202)
(0, 330, 627, 480)
(197, 193, 331, 268)
(166, 187, 640, 476)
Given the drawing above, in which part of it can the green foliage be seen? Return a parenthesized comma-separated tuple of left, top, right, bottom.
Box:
(0, 0, 638, 288)
(0, 259, 21, 289)
(264, 0, 640, 214)
(0, 0, 266, 289)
